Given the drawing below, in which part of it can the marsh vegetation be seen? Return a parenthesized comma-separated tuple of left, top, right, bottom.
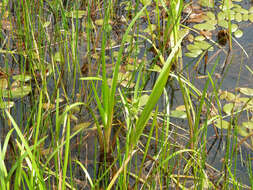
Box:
(0, 0, 253, 189)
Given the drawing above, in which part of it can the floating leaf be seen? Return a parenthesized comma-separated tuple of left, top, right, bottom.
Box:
(242, 14, 248, 21)
(73, 122, 92, 132)
(249, 14, 253, 22)
(187, 13, 206, 23)
(13, 74, 32, 82)
(242, 121, 253, 130)
(194, 41, 213, 50)
(220, 90, 236, 101)
(235, 12, 242, 22)
(230, 14, 235, 20)
(238, 87, 253, 96)
(206, 11, 216, 20)
(237, 97, 253, 106)
(187, 44, 201, 51)
(231, 23, 238, 32)
(193, 22, 216, 31)
(178, 29, 189, 39)
(238, 126, 249, 137)
(249, 7, 253, 13)
(234, 7, 248, 14)
(4, 85, 32, 98)
(234, 29, 243, 38)
(185, 49, 203, 58)
(218, 19, 228, 28)
(170, 110, 187, 119)
(206, 20, 217, 26)
(65, 10, 86, 19)
(0, 101, 14, 109)
(143, 24, 157, 33)
(214, 119, 231, 129)
(218, 12, 226, 20)
(219, 2, 233, 10)
(194, 35, 205, 42)
(176, 105, 186, 111)
(223, 103, 234, 115)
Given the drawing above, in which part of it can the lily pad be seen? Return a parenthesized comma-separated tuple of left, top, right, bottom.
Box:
(178, 29, 189, 39)
(170, 110, 187, 119)
(176, 105, 186, 111)
(185, 49, 203, 58)
(13, 74, 32, 82)
(242, 121, 253, 129)
(195, 35, 206, 41)
(238, 126, 249, 137)
(223, 103, 234, 115)
(249, 7, 253, 14)
(238, 97, 253, 105)
(73, 122, 92, 132)
(220, 90, 236, 101)
(249, 14, 253, 22)
(231, 24, 238, 32)
(193, 22, 216, 31)
(206, 20, 217, 26)
(187, 44, 201, 51)
(4, 85, 32, 98)
(218, 19, 228, 28)
(194, 41, 213, 51)
(218, 12, 226, 20)
(242, 14, 248, 21)
(238, 87, 253, 96)
(234, 7, 248, 15)
(234, 29, 243, 38)
(206, 11, 216, 20)
(65, 10, 86, 19)
(219, 3, 233, 10)
(235, 12, 242, 22)
(143, 24, 157, 33)
(214, 119, 231, 129)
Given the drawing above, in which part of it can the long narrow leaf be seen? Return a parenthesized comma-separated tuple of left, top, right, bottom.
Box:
(130, 30, 188, 149)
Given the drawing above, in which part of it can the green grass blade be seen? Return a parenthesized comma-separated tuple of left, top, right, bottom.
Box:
(130, 31, 187, 149)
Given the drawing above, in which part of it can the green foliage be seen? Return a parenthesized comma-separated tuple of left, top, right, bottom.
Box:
(0, 0, 252, 189)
